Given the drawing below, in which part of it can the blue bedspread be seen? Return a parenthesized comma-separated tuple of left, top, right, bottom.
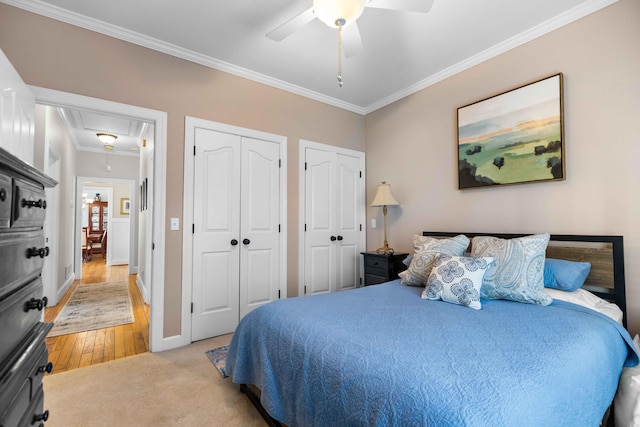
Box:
(226, 280, 638, 426)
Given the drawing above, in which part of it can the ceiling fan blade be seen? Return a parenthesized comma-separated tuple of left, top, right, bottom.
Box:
(342, 22, 364, 59)
(266, 7, 316, 42)
(366, 0, 435, 13)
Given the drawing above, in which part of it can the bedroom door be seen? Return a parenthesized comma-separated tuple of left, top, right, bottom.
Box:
(302, 141, 365, 296)
(191, 128, 281, 341)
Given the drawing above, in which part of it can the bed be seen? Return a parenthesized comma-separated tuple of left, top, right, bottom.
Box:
(226, 233, 638, 426)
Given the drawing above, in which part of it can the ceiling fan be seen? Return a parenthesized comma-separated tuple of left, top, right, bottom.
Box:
(267, 0, 435, 58)
(266, 0, 434, 86)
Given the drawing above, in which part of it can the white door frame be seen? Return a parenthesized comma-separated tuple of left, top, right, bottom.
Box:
(43, 148, 61, 305)
(298, 139, 366, 297)
(75, 182, 127, 270)
(30, 86, 171, 352)
(182, 116, 287, 344)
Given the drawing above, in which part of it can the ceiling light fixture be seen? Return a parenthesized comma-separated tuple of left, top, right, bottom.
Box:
(313, 0, 366, 87)
(96, 133, 117, 144)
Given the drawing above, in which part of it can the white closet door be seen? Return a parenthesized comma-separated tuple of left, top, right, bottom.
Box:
(192, 128, 241, 341)
(335, 153, 361, 291)
(239, 137, 280, 317)
(304, 147, 335, 295)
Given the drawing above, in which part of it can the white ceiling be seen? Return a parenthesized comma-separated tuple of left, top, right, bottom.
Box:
(6, 0, 615, 116)
(57, 107, 148, 156)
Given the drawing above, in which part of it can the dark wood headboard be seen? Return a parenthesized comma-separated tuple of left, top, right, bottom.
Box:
(422, 232, 626, 326)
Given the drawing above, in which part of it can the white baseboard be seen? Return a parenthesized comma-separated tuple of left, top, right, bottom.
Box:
(55, 273, 75, 305)
(152, 334, 189, 352)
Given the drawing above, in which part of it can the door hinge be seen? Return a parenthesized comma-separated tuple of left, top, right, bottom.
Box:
(279, 159, 281, 168)
(359, 277, 362, 285)
(304, 285, 307, 295)
(192, 224, 195, 234)
(278, 289, 281, 299)
(359, 171, 362, 178)
(360, 224, 362, 231)
(278, 224, 281, 233)
(152, 242, 155, 250)
(304, 223, 307, 232)
(191, 302, 194, 313)
(194, 146, 196, 156)
(304, 162, 307, 170)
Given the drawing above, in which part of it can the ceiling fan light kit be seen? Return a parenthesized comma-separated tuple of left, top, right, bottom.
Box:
(313, 0, 366, 28)
(267, 0, 435, 87)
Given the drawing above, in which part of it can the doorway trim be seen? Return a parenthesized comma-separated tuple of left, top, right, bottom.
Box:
(29, 86, 170, 352)
(76, 181, 132, 271)
(182, 116, 287, 344)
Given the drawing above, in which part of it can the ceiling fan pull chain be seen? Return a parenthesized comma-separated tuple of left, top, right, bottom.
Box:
(336, 18, 345, 87)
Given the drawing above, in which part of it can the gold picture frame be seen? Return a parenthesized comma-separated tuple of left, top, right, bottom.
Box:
(120, 198, 130, 215)
(457, 73, 565, 189)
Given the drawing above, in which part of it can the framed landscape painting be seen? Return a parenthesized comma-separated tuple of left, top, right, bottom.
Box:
(457, 73, 565, 190)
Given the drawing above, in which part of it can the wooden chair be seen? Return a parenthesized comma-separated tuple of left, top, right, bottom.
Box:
(92, 231, 106, 259)
(81, 228, 92, 262)
(100, 231, 107, 258)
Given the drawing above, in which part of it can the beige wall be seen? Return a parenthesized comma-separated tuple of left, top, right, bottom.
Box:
(0, 4, 365, 338)
(365, 0, 640, 333)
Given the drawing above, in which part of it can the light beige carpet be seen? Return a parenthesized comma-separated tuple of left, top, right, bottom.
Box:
(44, 334, 266, 426)
(48, 281, 134, 337)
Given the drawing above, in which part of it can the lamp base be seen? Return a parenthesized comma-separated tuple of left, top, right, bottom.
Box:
(375, 245, 395, 255)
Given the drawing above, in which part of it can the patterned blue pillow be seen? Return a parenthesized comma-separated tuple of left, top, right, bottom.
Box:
(422, 254, 494, 310)
(471, 233, 552, 306)
(544, 258, 591, 291)
(400, 234, 470, 287)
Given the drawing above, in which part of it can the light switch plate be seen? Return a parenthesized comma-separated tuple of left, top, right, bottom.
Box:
(371, 219, 376, 228)
(170, 217, 180, 231)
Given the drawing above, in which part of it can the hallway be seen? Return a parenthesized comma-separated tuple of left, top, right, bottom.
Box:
(44, 258, 149, 374)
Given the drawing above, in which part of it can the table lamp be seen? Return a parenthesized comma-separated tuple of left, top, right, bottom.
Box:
(370, 181, 399, 254)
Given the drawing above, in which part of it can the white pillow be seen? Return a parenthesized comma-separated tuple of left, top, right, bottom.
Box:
(422, 254, 494, 310)
(615, 335, 640, 427)
(543, 287, 623, 324)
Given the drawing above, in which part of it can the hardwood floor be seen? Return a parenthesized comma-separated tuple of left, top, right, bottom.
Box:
(44, 257, 150, 374)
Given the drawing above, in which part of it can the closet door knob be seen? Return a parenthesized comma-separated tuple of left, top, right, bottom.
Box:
(243, 238, 251, 245)
(330, 236, 337, 241)
(337, 235, 343, 241)
(230, 239, 238, 246)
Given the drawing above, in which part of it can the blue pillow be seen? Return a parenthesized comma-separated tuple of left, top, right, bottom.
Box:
(543, 258, 591, 291)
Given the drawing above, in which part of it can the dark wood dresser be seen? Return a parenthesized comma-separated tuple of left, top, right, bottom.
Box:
(0, 147, 57, 427)
(361, 252, 409, 286)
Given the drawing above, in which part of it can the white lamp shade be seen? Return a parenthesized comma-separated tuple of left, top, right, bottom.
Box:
(313, 0, 366, 28)
(370, 182, 399, 207)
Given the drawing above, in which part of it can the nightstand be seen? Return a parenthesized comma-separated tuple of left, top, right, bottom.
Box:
(361, 252, 409, 286)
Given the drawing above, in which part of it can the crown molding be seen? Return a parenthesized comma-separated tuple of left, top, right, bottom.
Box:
(4, 0, 617, 116)
(365, 0, 618, 114)
(2, 0, 366, 115)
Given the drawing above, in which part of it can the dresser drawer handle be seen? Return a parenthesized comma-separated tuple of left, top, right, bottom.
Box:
(37, 362, 54, 376)
(24, 296, 48, 312)
(26, 246, 50, 259)
(21, 198, 47, 209)
(32, 410, 49, 423)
